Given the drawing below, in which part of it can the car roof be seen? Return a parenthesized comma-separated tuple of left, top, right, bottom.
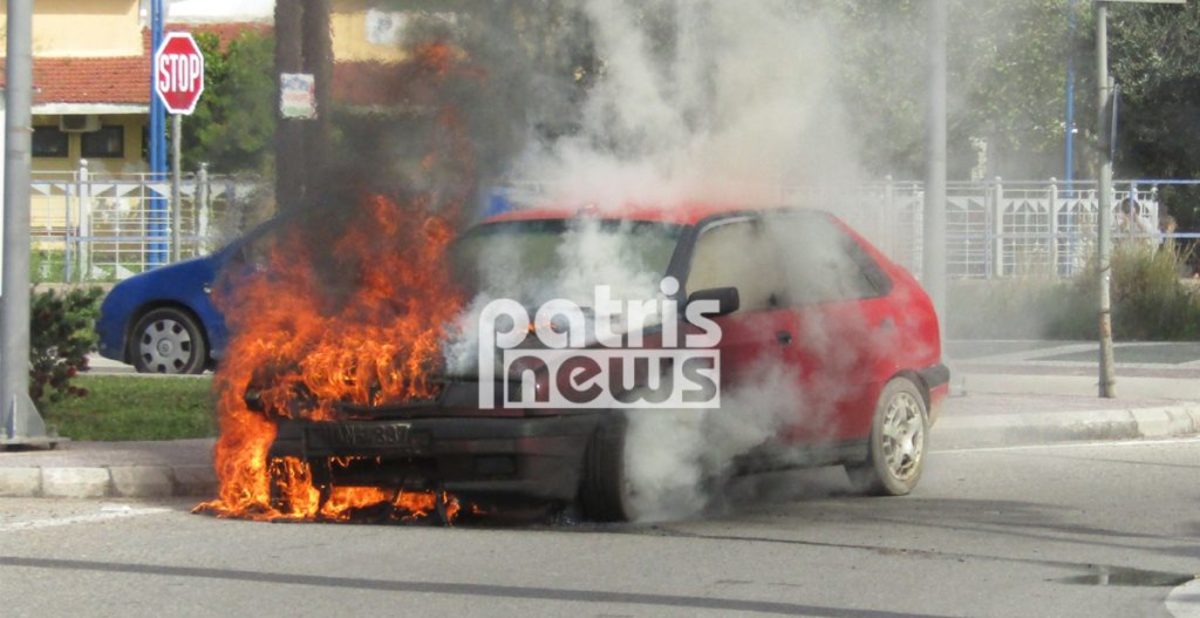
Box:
(482, 202, 820, 226)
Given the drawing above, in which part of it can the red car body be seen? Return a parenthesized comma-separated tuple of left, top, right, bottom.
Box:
(269, 204, 948, 520)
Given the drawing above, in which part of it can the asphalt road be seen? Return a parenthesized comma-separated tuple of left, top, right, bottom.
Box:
(1, 438, 1198, 618)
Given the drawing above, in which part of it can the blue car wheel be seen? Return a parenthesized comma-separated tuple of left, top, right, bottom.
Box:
(130, 307, 209, 374)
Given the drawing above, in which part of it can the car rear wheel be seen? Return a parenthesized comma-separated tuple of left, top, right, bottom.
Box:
(845, 377, 928, 496)
(130, 307, 208, 374)
(579, 414, 634, 522)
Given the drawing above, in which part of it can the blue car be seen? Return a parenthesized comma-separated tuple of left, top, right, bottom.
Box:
(97, 191, 519, 374)
(96, 241, 239, 374)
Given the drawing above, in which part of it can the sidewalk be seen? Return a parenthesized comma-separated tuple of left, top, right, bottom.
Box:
(1, 362, 1197, 499)
(0, 439, 214, 499)
(937, 343, 1200, 449)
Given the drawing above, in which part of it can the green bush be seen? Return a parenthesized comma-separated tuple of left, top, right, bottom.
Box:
(30, 286, 104, 404)
(948, 243, 1200, 341)
(1109, 243, 1200, 340)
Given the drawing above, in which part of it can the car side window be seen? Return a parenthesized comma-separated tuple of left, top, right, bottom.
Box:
(765, 213, 890, 305)
(686, 218, 785, 312)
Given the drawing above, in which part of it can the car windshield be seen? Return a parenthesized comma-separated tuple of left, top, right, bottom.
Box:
(451, 217, 683, 308)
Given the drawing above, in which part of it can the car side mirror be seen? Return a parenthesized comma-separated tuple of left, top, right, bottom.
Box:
(686, 286, 740, 317)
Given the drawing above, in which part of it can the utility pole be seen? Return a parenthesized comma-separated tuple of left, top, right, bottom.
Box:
(302, 0, 333, 182)
(275, 0, 305, 213)
(1095, 1, 1117, 398)
(1, 0, 60, 448)
(923, 0, 948, 325)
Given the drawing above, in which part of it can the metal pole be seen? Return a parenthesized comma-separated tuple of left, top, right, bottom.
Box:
(148, 0, 167, 267)
(1064, 0, 1077, 191)
(171, 114, 182, 263)
(1, 0, 58, 447)
(923, 0, 948, 325)
(1096, 2, 1117, 398)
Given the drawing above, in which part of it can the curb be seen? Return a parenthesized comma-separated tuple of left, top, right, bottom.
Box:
(934, 403, 1200, 450)
(0, 464, 216, 499)
(2, 405, 1197, 498)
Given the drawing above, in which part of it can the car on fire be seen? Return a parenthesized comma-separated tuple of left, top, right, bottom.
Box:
(266, 204, 948, 522)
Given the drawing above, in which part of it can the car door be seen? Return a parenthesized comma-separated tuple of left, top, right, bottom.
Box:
(680, 216, 793, 396)
(763, 211, 898, 443)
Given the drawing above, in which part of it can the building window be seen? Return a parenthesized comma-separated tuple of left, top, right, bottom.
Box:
(81, 126, 125, 158)
(32, 126, 69, 158)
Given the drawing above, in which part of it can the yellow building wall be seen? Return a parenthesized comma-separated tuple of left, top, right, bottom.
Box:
(0, 0, 142, 58)
(31, 114, 146, 174)
(332, 0, 412, 63)
(31, 114, 148, 233)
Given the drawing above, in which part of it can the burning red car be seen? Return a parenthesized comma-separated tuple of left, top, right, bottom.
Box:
(256, 203, 947, 522)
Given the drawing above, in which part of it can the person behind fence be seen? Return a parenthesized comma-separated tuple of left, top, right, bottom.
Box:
(1116, 196, 1159, 246)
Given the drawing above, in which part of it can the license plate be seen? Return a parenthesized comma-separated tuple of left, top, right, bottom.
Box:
(311, 422, 418, 450)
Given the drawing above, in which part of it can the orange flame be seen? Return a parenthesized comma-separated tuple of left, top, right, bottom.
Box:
(195, 39, 479, 524)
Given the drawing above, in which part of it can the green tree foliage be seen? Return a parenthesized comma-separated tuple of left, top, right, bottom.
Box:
(833, 0, 1082, 179)
(1108, 2, 1200, 230)
(183, 30, 276, 173)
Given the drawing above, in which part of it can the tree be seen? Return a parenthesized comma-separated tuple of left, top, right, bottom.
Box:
(182, 30, 276, 173)
(832, 0, 1083, 180)
(1107, 2, 1200, 230)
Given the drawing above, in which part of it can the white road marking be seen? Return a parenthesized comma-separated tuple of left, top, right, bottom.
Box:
(0, 506, 171, 533)
(1167, 578, 1200, 618)
(932, 436, 1200, 454)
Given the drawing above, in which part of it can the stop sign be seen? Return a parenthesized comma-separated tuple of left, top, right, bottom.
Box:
(154, 32, 205, 115)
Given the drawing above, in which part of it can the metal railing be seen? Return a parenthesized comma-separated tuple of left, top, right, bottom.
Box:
(31, 161, 265, 282)
(28, 170, 1197, 283)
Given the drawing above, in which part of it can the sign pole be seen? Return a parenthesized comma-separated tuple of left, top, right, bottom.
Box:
(171, 113, 182, 263)
(153, 31, 204, 263)
(149, 0, 166, 267)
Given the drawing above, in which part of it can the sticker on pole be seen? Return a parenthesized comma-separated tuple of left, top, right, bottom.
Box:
(154, 32, 205, 115)
(280, 73, 317, 119)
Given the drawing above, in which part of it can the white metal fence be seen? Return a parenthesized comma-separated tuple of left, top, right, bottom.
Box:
(29, 169, 1179, 283)
(31, 161, 264, 282)
(799, 177, 1164, 279)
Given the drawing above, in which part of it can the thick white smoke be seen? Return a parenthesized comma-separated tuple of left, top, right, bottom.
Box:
(443, 1, 882, 521)
(514, 0, 863, 209)
(517, 1, 872, 521)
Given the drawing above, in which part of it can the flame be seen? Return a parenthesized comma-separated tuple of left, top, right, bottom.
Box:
(195, 39, 479, 524)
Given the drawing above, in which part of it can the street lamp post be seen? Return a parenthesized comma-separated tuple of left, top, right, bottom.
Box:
(924, 0, 948, 327)
(1, 0, 61, 448)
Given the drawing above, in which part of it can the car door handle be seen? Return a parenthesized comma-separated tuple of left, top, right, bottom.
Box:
(776, 331, 793, 345)
(878, 318, 894, 331)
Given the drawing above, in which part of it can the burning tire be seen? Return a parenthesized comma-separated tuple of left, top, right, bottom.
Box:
(579, 414, 634, 522)
(130, 307, 208, 374)
(845, 377, 928, 496)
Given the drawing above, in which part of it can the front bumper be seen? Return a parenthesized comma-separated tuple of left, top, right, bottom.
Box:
(268, 413, 605, 502)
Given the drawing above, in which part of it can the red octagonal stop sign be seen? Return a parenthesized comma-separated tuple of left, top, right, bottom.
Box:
(154, 32, 205, 115)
